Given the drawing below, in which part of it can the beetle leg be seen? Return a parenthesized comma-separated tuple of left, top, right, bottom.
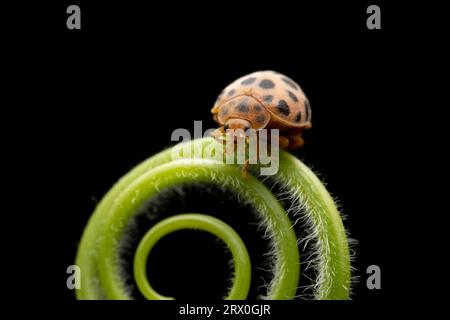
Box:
(288, 136, 304, 149)
(279, 135, 290, 149)
(211, 127, 224, 139)
(242, 159, 249, 179)
(286, 131, 304, 150)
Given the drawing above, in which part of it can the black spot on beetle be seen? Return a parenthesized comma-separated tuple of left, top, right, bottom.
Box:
(254, 104, 262, 112)
(287, 90, 298, 102)
(276, 99, 290, 116)
(281, 77, 298, 90)
(241, 77, 257, 85)
(305, 100, 311, 121)
(256, 114, 266, 124)
(236, 100, 249, 112)
(262, 95, 273, 103)
(228, 89, 236, 96)
(259, 79, 275, 89)
(295, 111, 302, 122)
(220, 107, 229, 117)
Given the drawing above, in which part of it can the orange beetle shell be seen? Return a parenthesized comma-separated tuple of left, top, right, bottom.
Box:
(211, 70, 312, 130)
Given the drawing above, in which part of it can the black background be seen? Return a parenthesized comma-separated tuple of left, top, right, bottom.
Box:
(8, 0, 422, 314)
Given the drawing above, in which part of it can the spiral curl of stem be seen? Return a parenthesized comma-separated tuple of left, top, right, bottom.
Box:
(75, 137, 351, 300)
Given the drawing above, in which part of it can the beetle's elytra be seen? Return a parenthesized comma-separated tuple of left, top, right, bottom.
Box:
(211, 70, 311, 150)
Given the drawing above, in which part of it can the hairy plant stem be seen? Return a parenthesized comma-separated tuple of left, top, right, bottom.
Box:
(75, 137, 351, 300)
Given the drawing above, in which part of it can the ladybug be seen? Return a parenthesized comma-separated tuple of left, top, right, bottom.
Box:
(211, 70, 312, 150)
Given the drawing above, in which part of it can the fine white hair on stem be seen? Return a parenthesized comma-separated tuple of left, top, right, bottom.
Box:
(77, 138, 354, 300)
(116, 169, 282, 299)
(259, 162, 356, 300)
(117, 163, 355, 300)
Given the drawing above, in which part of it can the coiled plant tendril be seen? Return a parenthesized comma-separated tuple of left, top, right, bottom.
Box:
(75, 137, 351, 300)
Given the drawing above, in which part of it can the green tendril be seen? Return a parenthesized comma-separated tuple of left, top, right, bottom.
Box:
(134, 214, 251, 300)
(75, 137, 351, 300)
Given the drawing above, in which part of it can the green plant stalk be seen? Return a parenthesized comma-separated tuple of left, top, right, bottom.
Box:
(273, 152, 351, 299)
(75, 137, 350, 300)
(134, 214, 251, 300)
